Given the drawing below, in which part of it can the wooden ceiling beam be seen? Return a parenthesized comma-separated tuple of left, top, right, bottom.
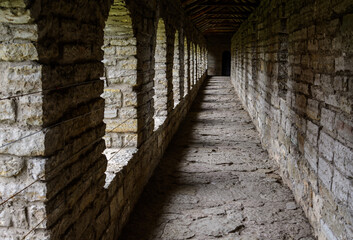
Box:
(181, 0, 259, 34)
(197, 2, 256, 7)
(181, 0, 198, 7)
(184, 0, 207, 11)
(205, 17, 247, 20)
(190, 6, 216, 19)
(204, 13, 249, 16)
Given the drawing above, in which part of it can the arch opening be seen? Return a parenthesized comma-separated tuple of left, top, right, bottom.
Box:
(222, 50, 231, 76)
(101, 0, 138, 187)
(153, 19, 168, 131)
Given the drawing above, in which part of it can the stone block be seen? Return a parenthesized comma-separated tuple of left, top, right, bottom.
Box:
(103, 46, 115, 55)
(123, 91, 137, 107)
(0, 99, 15, 123)
(318, 132, 335, 162)
(105, 119, 137, 133)
(13, 207, 28, 229)
(117, 58, 137, 70)
(306, 120, 319, 146)
(0, 156, 24, 177)
(0, 0, 27, 8)
(321, 108, 336, 133)
(295, 82, 309, 95)
(0, 206, 11, 227)
(27, 158, 46, 180)
(318, 157, 333, 190)
(0, 8, 31, 24)
(11, 24, 38, 41)
(301, 69, 314, 84)
(334, 141, 353, 176)
(0, 63, 42, 97)
(0, 127, 45, 156)
(311, 85, 325, 102)
(335, 56, 345, 72)
(17, 95, 43, 126)
(116, 46, 137, 56)
(332, 169, 349, 203)
(0, 43, 38, 61)
(119, 107, 137, 119)
(295, 94, 307, 114)
(110, 38, 136, 47)
(102, 88, 122, 106)
(325, 94, 340, 109)
(306, 99, 320, 121)
(335, 116, 353, 145)
(28, 203, 46, 228)
(104, 108, 118, 119)
(304, 141, 318, 172)
(308, 39, 318, 51)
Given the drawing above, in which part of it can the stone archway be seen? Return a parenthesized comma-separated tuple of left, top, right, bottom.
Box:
(102, 0, 138, 186)
(153, 18, 167, 130)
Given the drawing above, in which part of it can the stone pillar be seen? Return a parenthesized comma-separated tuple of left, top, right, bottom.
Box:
(0, 1, 48, 239)
(102, 0, 138, 186)
(1, 0, 111, 239)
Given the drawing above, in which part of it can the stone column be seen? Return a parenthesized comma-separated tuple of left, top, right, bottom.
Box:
(1, 0, 112, 239)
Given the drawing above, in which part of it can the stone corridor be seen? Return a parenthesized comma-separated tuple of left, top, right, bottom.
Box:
(120, 76, 314, 240)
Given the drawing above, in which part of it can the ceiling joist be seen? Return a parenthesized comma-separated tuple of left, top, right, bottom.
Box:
(181, 0, 260, 34)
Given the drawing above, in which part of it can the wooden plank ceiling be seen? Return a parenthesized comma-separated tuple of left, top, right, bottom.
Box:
(181, 0, 260, 35)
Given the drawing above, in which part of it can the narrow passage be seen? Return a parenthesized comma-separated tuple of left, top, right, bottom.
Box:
(120, 76, 314, 240)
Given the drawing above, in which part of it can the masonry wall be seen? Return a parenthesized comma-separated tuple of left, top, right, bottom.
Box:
(231, 1, 353, 239)
(207, 35, 231, 75)
(0, 0, 207, 239)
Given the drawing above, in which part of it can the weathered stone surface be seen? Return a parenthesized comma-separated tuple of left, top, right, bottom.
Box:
(0, 99, 15, 123)
(0, 8, 31, 24)
(0, 43, 38, 61)
(0, 156, 24, 177)
(231, 1, 353, 239)
(120, 77, 314, 240)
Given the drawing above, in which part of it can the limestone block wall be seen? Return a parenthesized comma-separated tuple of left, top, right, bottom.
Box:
(0, 1, 48, 239)
(0, 0, 207, 239)
(231, 1, 353, 239)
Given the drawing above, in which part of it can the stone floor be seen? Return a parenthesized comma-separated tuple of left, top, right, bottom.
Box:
(120, 76, 314, 240)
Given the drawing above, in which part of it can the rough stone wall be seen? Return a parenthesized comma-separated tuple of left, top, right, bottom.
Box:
(102, 0, 138, 186)
(0, 1, 48, 239)
(231, 1, 353, 239)
(0, 0, 207, 239)
(207, 35, 232, 75)
(0, 0, 110, 239)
